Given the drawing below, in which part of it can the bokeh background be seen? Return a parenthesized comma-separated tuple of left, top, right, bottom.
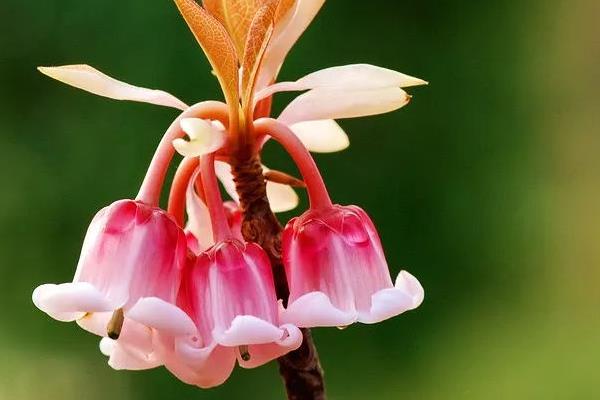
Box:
(2, 0, 600, 398)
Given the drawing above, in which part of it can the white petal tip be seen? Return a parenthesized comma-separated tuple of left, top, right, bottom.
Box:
(280, 292, 356, 328)
(396, 270, 425, 308)
(216, 316, 284, 347)
(128, 297, 197, 336)
(99, 337, 115, 356)
(32, 282, 111, 322)
(358, 271, 424, 324)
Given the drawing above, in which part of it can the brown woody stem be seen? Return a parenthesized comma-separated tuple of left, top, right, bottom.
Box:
(231, 150, 326, 400)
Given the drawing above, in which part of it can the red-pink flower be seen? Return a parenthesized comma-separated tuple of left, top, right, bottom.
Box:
(177, 240, 301, 366)
(123, 238, 302, 389)
(281, 205, 424, 327)
(32, 200, 191, 369)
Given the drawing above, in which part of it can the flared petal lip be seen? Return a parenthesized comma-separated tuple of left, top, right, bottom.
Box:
(279, 292, 357, 328)
(359, 271, 424, 324)
(175, 339, 220, 365)
(214, 315, 288, 347)
(236, 323, 303, 369)
(32, 282, 114, 322)
(127, 297, 198, 337)
(99, 337, 162, 371)
(280, 271, 424, 327)
(169, 339, 236, 389)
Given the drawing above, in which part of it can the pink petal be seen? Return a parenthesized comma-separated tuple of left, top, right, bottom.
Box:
(255, 0, 326, 92)
(257, 64, 427, 101)
(174, 339, 220, 366)
(38, 65, 188, 110)
(279, 292, 356, 328)
(32, 282, 112, 321)
(77, 312, 154, 355)
(127, 297, 197, 336)
(170, 340, 237, 388)
(71, 200, 187, 309)
(99, 338, 162, 371)
(289, 119, 350, 153)
(237, 323, 303, 368)
(278, 87, 410, 125)
(76, 311, 112, 336)
(214, 315, 286, 347)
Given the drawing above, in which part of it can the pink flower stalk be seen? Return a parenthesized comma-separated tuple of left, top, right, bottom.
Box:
(167, 157, 243, 254)
(32, 200, 191, 369)
(281, 205, 424, 327)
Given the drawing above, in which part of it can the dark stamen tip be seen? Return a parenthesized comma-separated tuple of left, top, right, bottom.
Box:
(107, 331, 120, 340)
(239, 345, 251, 361)
(107, 308, 125, 340)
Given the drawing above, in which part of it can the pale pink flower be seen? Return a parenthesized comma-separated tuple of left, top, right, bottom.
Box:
(280, 205, 424, 327)
(32, 200, 191, 369)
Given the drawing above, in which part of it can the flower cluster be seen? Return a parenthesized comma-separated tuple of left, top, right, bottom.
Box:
(33, 0, 426, 389)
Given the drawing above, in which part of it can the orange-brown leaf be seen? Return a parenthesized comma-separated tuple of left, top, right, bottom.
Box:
(241, 1, 278, 109)
(174, 0, 239, 116)
(202, 0, 265, 56)
(274, 0, 295, 22)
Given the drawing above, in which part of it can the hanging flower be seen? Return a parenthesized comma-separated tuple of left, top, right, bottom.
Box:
(32, 200, 191, 369)
(281, 205, 424, 327)
(177, 239, 302, 370)
(253, 118, 425, 328)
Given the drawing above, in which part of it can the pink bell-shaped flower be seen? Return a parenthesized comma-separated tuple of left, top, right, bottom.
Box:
(281, 204, 424, 328)
(176, 240, 301, 370)
(136, 239, 301, 389)
(32, 199, 190, 369)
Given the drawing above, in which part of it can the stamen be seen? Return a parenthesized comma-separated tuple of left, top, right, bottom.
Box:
(107, 308, 125, 340)
(337, 325, 349, 331)
(239, 345, 251, 361)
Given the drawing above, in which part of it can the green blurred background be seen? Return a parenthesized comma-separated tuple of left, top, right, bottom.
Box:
(2, 0, 600, 398)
